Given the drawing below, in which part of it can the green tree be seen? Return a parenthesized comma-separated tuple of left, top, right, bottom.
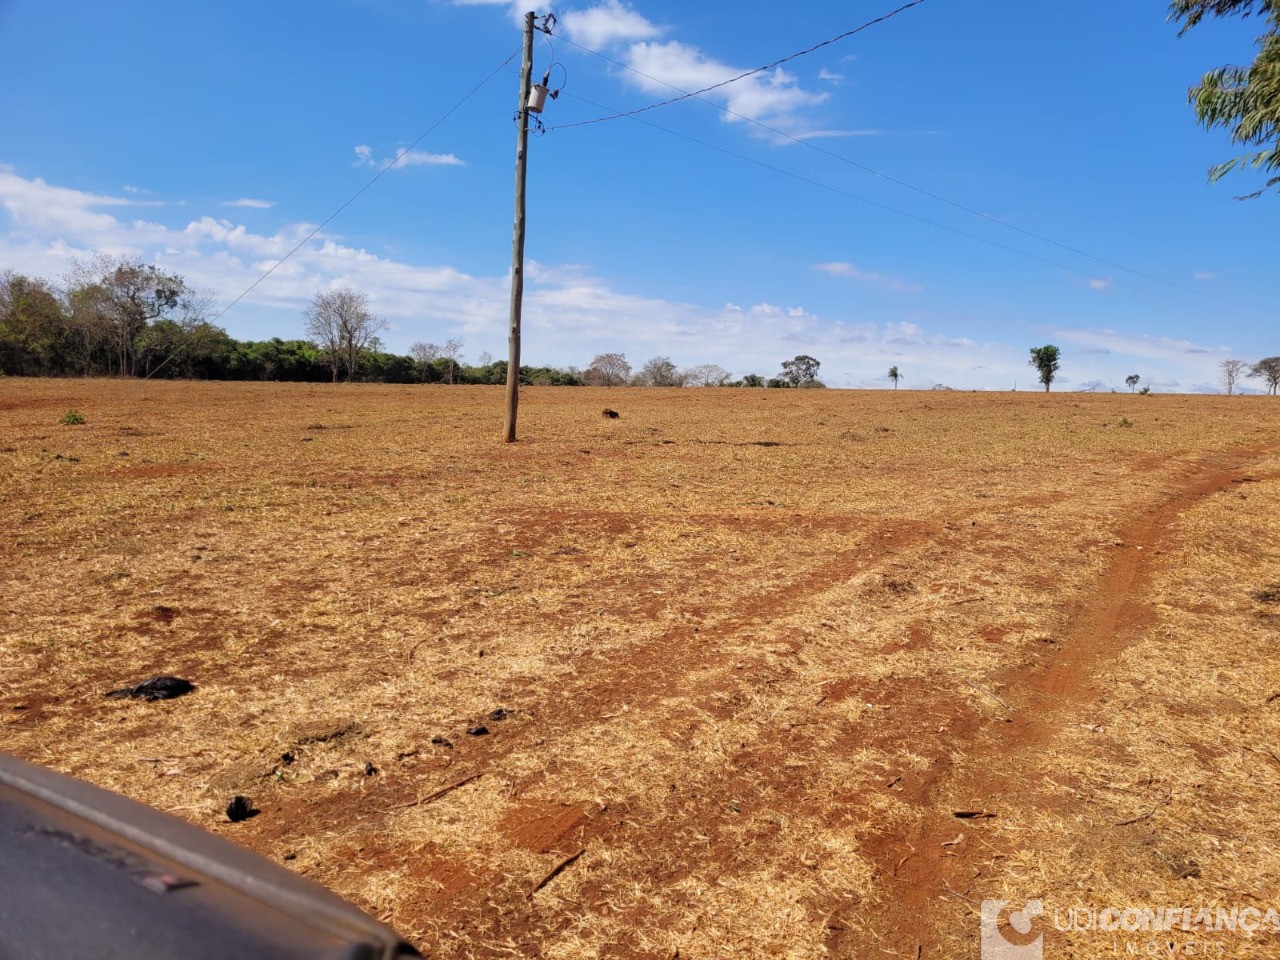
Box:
(888, 365, 901, 390)
(64, 282, 113, 375)
(363, 350, 417, 383)
(524, 365, 584, 386)
(132, 318, 184, 377)
(456, 357, 511, 385)
(780, 354, 821, 388)
(67, 256, 188, 376)
(739, 374, 766, 387)
(132, 293, 231, 379)
(235, 338, 327, 381)
(1029, 345, 1061, 392)
(484, 359, 510, 385)
(1171, 0, 1280, 197)
(0, 272, 69, 376)
(1125, 373, 1141, 392)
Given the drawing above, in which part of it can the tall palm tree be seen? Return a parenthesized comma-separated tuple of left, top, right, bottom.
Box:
(888, 366, 901, 390)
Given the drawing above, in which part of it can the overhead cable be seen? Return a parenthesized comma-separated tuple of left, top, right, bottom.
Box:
(144, 46, 521, 379)
(552, 0, 925, 130)
(552, 15, 1243, 308)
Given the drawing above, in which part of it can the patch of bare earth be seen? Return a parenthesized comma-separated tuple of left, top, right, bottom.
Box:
(2, 379, 1279, 958)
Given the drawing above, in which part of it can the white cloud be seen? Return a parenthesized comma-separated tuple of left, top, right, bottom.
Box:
(623, 40, 828, 131)
(525, 260, 593, 285)
(398, 149, 464, 167)
(561, 0, 662, 48)
(1194, 271, 1217, 281)
(1, 171, 135, 235)
(0, 169, 495, 327)
(818, 68, 844, 83)
(816, 261, 923, 293)
(11, 168, 1236, 392)
(885, 321, 924, 344)
(530, 1, 834, 135)
(354, 145, 465, 169)
(1087, 277, 1112, 292)
(788, 129, 884, 141)
(2, 169, 960, 385)
(221, 198, 277, 209)
(1051, 327, 1232, 373)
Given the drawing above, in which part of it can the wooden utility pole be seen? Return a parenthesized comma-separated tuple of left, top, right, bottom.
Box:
(503, 11, 536, 443)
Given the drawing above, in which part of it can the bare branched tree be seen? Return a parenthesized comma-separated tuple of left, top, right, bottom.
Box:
(685, 363, 731, 387)
(1251, 357, 1280, 395)
(410, 341, 440, 365)
(1221, 358, 1249, 395)
(303, 288, 386, 382)
(441, 338, 464, 384)
(409, 341, 440, 383)
(585, 353, 631, 387)
(636, 356, 685, 387)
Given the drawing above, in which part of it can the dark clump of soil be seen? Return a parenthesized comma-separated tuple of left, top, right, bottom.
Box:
(226, 796, 258, 822)
(104, 676, 195, 701)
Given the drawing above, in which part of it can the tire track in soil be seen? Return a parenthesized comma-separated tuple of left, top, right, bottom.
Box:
(404, 515, 940, 772)
(251, 447, 1270, 956)
(254, 515, 950, 946)
(856, 444, 1277, 959)
(372, 465, 1148, 948)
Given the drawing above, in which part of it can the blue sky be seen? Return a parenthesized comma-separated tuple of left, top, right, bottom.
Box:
(0, 0, 1273, 391)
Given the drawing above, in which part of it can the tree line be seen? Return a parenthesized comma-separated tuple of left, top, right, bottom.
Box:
(0, 260, 578, 385)
(1025, 346, 1279, 396)
(583, 353, 823, 388)
(9, 261, 1270, 394)
(0, 259, 825, 388)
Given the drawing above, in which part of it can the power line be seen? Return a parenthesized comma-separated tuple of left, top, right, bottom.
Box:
(556, 89, 1096, 280)
(144, 46, 520, 380)
(553, 86, 1269, 325)
(550, 21, 1248, 311)
(553, 0, 925, 130)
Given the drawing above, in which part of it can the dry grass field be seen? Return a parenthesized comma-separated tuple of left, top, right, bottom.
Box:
(3, 378, 1280, 959)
